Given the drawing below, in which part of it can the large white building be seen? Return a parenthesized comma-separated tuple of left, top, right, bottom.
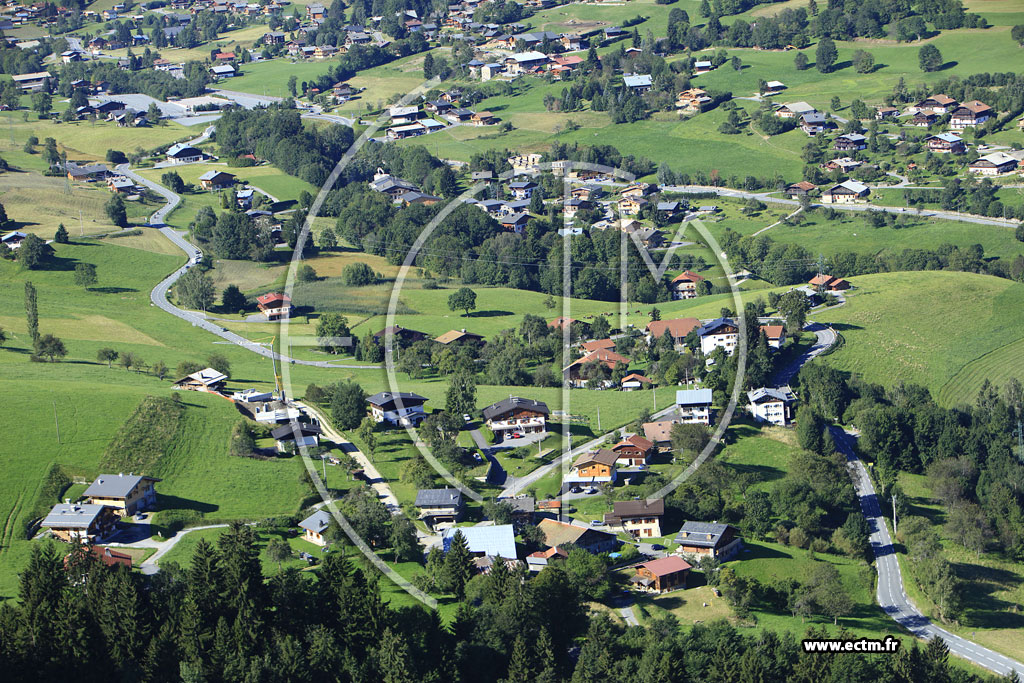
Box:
(676, 388, 713, 425)
(696, 318, 739, 356)
(366, 391, 428, 426)
(746, 386, 797, 426)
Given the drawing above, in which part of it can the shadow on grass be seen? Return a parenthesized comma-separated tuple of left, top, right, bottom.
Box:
(89, 286, 138, 294)
(466, 309, 514, 318)
(159, 494, 219, 515)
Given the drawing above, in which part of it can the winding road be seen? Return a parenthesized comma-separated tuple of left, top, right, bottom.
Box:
(119, 164, 381, 370)
(832, 428, 1024, 678)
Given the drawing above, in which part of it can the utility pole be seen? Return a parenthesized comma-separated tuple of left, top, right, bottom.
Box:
(597, 405, 601, 432)
(892, 491, 898, 538)
(53, 401, 60, 444)
(79, 209, 84, 236)
(1015, 420, 1024, 463)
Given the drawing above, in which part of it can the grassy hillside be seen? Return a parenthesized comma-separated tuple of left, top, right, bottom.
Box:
(818, 271, 1024, 405)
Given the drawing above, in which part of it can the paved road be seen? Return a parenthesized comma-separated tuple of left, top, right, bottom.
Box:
(832, 428, 1024, 678)
(771, 322, 837, 385)
(296, 401, 401, 512)
(500, 403, 678, 497)
(108, 523, 230, 575)
(655, 184, 1019, 228)
(119, 166, 381, 370)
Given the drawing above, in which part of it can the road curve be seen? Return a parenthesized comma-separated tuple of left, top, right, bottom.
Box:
(832, 428, 1024, 678)
(118, 165, 381, 370)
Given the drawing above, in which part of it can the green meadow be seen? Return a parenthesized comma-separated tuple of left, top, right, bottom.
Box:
(819, 270, 1024, 405)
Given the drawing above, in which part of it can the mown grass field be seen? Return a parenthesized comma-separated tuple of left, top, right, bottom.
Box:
(0, 170, 153, 239)
(0, 239, 336, 596)
(818, 271, 1024, 405)
(0, 110, 200, 165)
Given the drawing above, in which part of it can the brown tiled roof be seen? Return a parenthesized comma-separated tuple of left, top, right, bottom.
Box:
(572, 448, 618, 469)
(639, 555, 691, 576)
(646, 318, 701, 339)
(608, 498, 664, 520)
(643, 420, 677, 443)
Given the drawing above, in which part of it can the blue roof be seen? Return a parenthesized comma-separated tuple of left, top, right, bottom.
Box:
(443, 524, 517, 559)
(676, 388, 713, 405)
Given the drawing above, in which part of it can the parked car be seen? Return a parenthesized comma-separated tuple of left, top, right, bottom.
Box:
(590, 519, 606, 527)
(463, 414, 472, 423)
(585, 487, 598, 494)
(569, 486, 582, 494)
(510, 431, 524, 439)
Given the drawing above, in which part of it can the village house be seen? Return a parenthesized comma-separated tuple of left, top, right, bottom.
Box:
(823, 157, 862, 173)
(969, 152, 1018, 175)
(908, 94, 958, 115)
(676, 388, 713, 425)
(801, 111, 827, 136)
(299, 510, 332, 546)
(72, 546, 133, 569)
(949, 100, 993, 130)
(619, 196, 647, 215)
(537, 518, 618, 555)
(623, 73, 652, 93)
(369, 171, 419, 199)
(566, 449, 618, 485)
(910, 111, 937, 127)
(621, 373, 653, 391)
(256, 292, 293, 320)
(500, 212, 530, 232)
(107, 177, 134, 194)
(809, 274, 850, 292)
(581, 338, 616, 354)
(508, 180, 538, 199)
(471, 110, 495, 126)
(670, 270, 705, 300)
(12, 71, 52, 92)
(642, 420, 677, 450)
(676, 87, 711, 114)
(199, 170, 235, 190)
(647, 317, 702, 348)
(696, 318, 739, 356)
(833, 133, 867, 151)
(1, 231, 27, 249)
(165, 143, 203, 164)
(526, 545, 568, 571)
(611, 434, 656, 468)
(506, 50, 548, 75)
(236, 188, 254, 209)
(42, 503, 119, 543)
(631, 555, 692, 592)
(443, 524, 517, 560)
(693, 60, 713, 74)
(774, 101, 816, 119)
(415, 488, 464, 528)
(822, 180, 869, 204)
(366, 391, 429, 426)
(482, 396, 549, 440)
(562, 348, 630, 387)
(173, 367, 227, 392)
(784, 181, 817, 198)
(271, 422, 321, 453)
(674, 521, 742, 561)
(373, 325, 428, 345)
(435, 329, 485, 346)
(926, 132, 966, 154)
(763, 80, 786, 94)
(209, 64, 236, 79)
(83, 473, 159, 516)
(760, 324, 786, 349)
(605, 498, 665, 538)
(875, 106, 899, 120)
(747, 385, 798, 425)
(397, 190, 442, 207)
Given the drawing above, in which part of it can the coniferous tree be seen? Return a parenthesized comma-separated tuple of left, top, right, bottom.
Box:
(443, 530, 473, 600)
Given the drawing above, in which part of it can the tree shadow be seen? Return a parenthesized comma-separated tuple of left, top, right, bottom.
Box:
(90, 286, 138, 294)
(467, 309, 514, 318)
(938, 61, 958, 71)
(158, 494, 219, 515)
(7, 220, 40, 229)
(869, 63, 888, 73)
(833, 60, 853, 72)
